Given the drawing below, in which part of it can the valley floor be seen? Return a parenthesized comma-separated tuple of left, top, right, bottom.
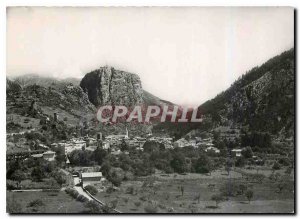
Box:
(94, 169, 294, 213)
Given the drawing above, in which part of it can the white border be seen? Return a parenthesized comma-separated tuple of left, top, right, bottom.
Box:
(1, 0, 299, 219)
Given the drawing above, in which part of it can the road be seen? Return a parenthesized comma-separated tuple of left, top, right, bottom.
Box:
(73, 176, 92, 201)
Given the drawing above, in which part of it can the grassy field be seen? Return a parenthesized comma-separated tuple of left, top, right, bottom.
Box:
(95, 169, 294, 213)
(7, 190, 87, 213)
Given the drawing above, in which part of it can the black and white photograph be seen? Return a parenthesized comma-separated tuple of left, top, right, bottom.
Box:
(5, 6, 295, 214)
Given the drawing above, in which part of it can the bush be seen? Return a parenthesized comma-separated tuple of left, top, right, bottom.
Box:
(245, 189, 254, 203)
(27, 199, 45, 208)
(134, 201, 142, 207)
(65, 188, 79, 199)
(219, 181, 240, 197)
(77, 194, 89, 202)
(211, 194, 224, 207)
(144, 203, 158, 213)
(272, 162, 281, 170)
(85, 200, 103, 213)
(109, 199, 118, 209)
(84, 185, 98, 195)
(126, 185, 135, 195)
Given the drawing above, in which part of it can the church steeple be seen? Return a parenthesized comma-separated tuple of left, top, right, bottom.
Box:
(125, 126, 129, 139)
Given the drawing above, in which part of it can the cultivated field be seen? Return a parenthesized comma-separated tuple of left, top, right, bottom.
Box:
(7, 190, 87, 213)
(95, 169, 294, 213)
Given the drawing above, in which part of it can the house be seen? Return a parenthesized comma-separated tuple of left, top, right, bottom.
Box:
(231, 149, 242, 157)
(205, 146, 220, 154)
(42, 150, 56, 161)
(81, 172, 103, 185)
(174, 138, 189, 148)
(32, 150, 56, 161)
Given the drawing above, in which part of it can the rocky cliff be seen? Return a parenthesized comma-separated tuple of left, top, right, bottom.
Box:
(80, 66, 144, 107)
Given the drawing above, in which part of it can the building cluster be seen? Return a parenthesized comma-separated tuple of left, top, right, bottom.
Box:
(174, 136, 221, 154)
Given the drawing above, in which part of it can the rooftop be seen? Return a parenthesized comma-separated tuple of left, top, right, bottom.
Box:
(81, 172, 103, 178)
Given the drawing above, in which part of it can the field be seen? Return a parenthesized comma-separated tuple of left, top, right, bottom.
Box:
(95, 169, 294, 213)
(7, 190, 87, 213)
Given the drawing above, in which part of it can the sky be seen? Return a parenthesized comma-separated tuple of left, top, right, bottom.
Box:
(7, 7, 294, 107)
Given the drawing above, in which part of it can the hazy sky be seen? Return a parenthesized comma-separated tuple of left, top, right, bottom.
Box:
(7, 7, 294, 106)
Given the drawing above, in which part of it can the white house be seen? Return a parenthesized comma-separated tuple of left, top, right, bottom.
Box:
(231, 149, 242, 157)
(205, 146, 220, 154)
(81, 172, 103, 185)
(42, 150, 56, 161)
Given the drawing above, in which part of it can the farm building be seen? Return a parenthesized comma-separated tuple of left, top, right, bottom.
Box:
(205, 146, 220, 154)
(81, 172, 103, 185)
(31, 150, 56, 161)
(42, 151, 56, 161)
(231, 149, 242, 157)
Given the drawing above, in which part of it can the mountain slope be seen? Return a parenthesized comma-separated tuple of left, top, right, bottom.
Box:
(7, 76, 96, 128)
(153, 48, 295, 139)
(199, 48, 294, 137)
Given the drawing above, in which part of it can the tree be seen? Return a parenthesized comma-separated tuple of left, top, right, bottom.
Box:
(211, 194, 224, 207)
(245, 190, 254, 203)
(93, 147, 107, 165)
(194, 193, 201, 203)
(194, 154, 212, 174)
(10, 170, 26, 188)
(180, 185, 184, 196)
(272, 162, 281, 170)
(213, 130, 221, 141)
(107, 169, 123, 187)
(31, 167, 45, 181)
(143, 140, 163, 153)
(85, 200, 103, 213)
(109, 199, 118, 209)
(235, 156, 246, 167)
(242, 146, 253, 158)
(170, 153, 187, 173)
(277, 183, 285, 193)
(225, 165, 231, 175)
(120, 139, 129, 152)
(238, 184, 247, 195)
(53, 172, 66, 187)
(85, 185, 98, 195)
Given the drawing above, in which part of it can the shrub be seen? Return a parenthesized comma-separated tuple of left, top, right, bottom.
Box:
(85, 200, 103, 213)
(27, 199, 45, 208)
(211, 194, 224, 207)
(219, 181, 240, 197)
(109, 199, 118, 209)
(144, 203, 158, 213)
(134, 201, 142, 207)
(139, 196, 148, 201)
(84, 185, 98, 195)
(65, 188, 79, 199)
(126, 185, 135, 195)
(77, 194, 89, 202)
(245, 189, 254, 203)
(272, 162, 281, 170)
(123, 197, 129, 203)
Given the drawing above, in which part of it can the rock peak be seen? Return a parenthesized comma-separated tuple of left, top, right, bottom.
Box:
(80, 67, 144, 107)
